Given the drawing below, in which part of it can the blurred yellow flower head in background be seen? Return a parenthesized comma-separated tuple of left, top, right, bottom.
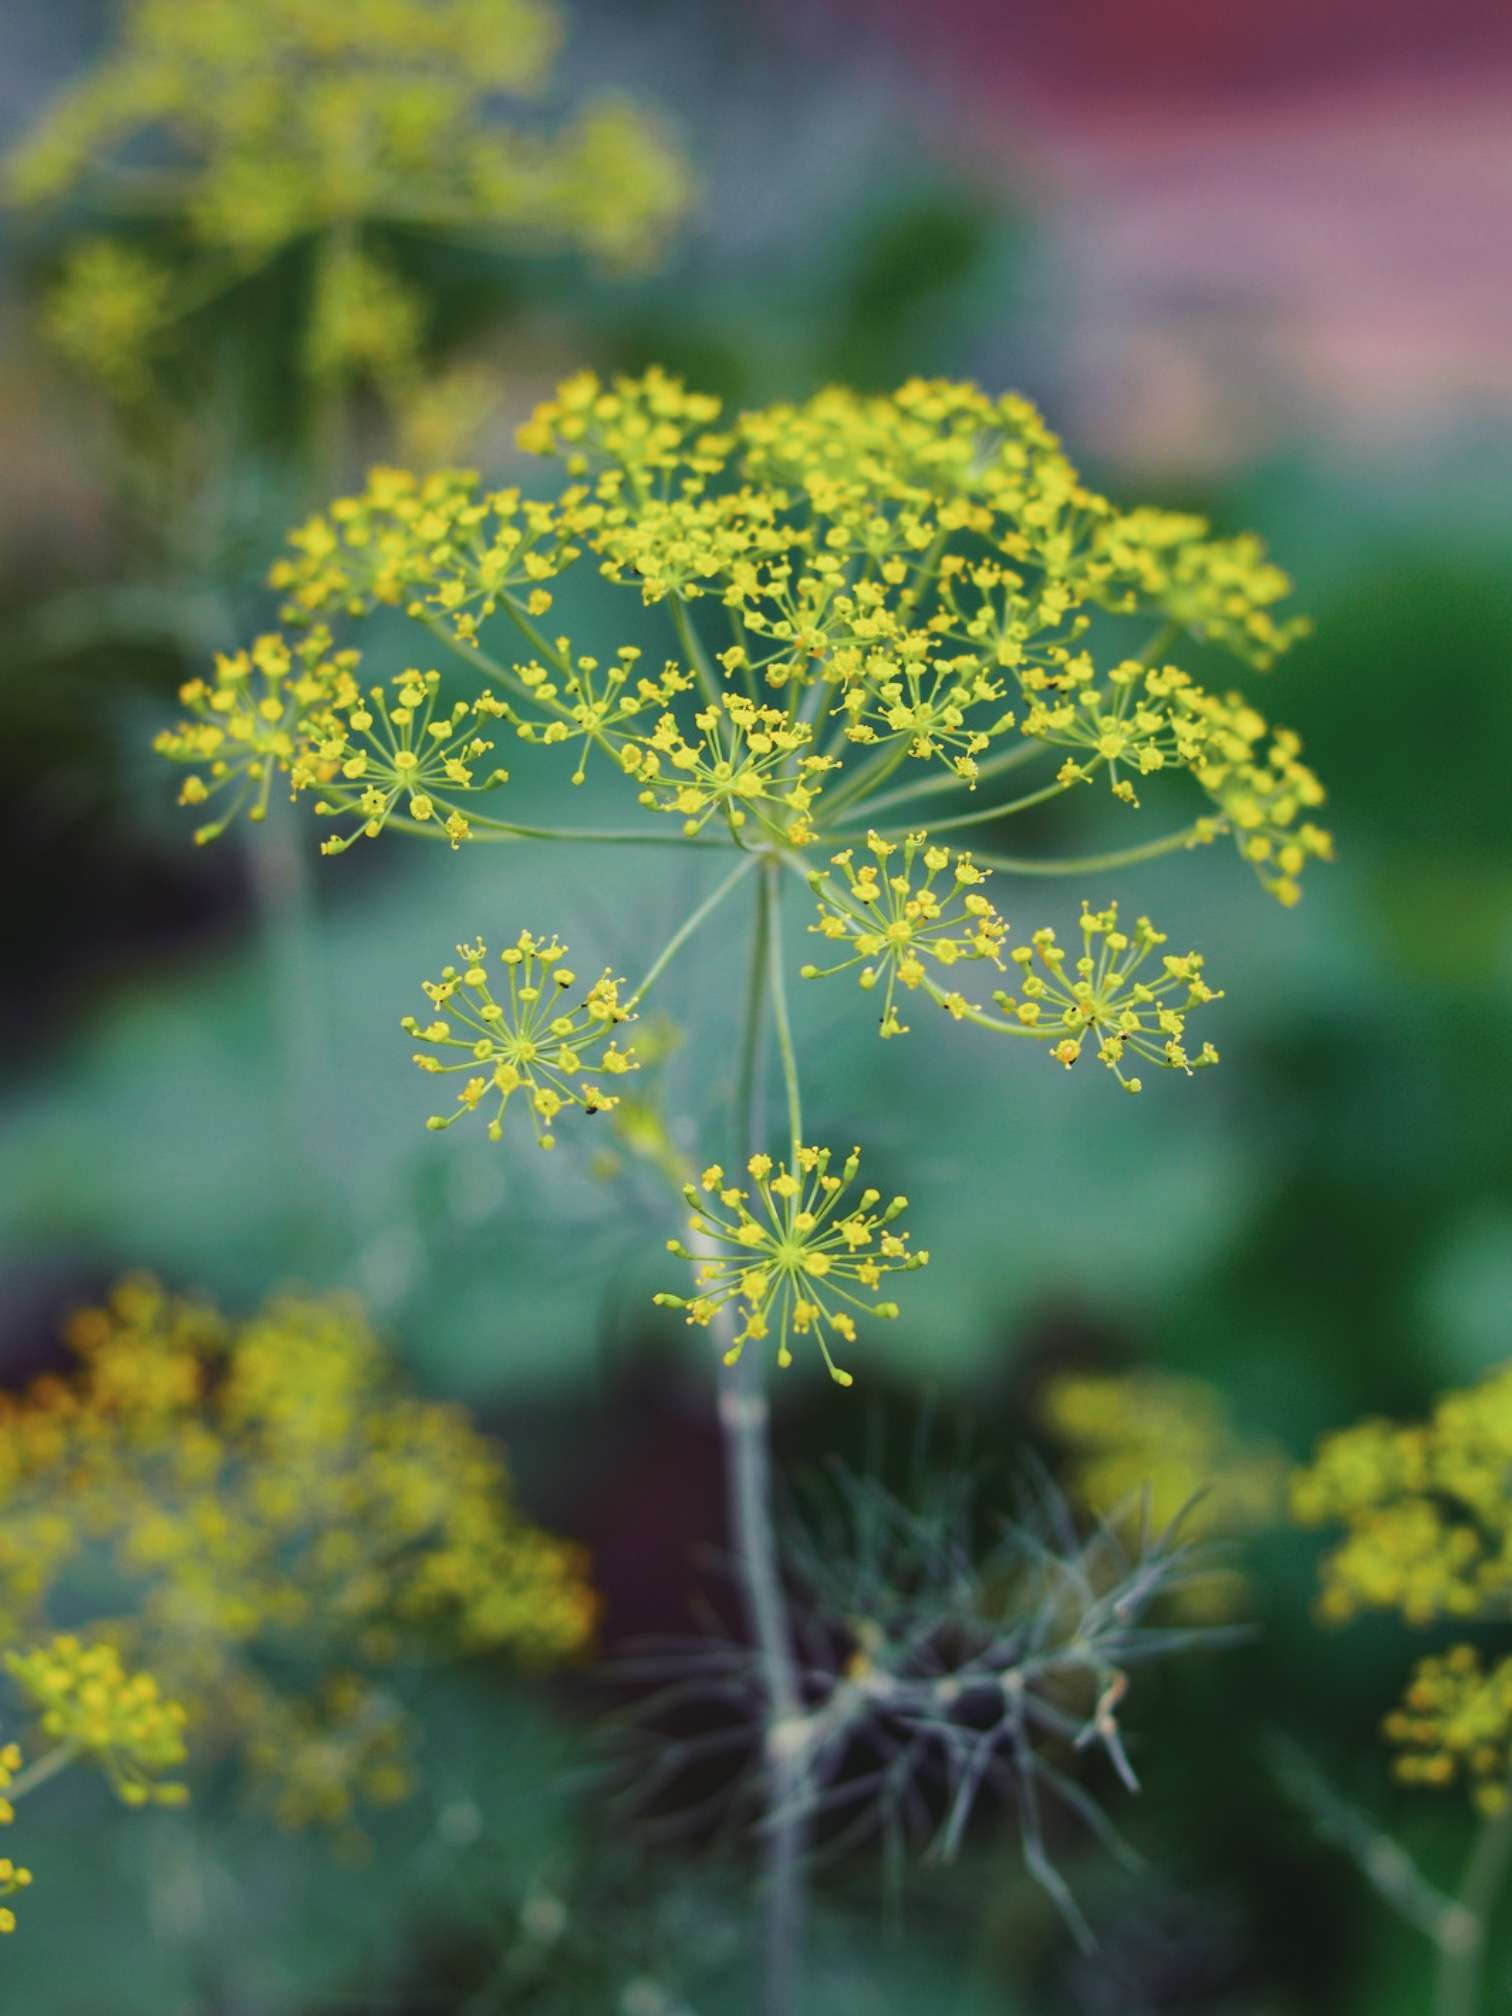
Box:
(1296, 1360, 1512, 1809)
(1044, 1367, 1286, 1541)
(10, 0, 691, 410)
(0, 1276, 596, 1843)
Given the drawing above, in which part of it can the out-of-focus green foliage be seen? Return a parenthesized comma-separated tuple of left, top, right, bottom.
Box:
(2, 0, 1511, 2008)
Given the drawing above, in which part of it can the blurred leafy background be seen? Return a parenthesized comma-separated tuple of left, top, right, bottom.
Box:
(2, 0, 1511, 2009)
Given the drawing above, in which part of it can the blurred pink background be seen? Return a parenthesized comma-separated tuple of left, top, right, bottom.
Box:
(818, 0, 1512, 469)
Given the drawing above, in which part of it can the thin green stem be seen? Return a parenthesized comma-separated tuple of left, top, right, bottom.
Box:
(1140, 618, 1180, 663)
(763, 862, 804, 1165)
(854, 773, 1076, 838)
(819, 739, 910, 822)
(630, 855, 758, 1007)
(1434, 1781, 1512, 2016)
(734, 870, 771, 1143)
(244, 798, 349, 1259)
(457, 813, 728, 847)
(416, 612, 579, 728)
(970, 823, 1209, 878)
(6, 1743, 81, 1802)
(1268, 1736, 1462, 1949)
(668, 595, 724, 710)
(312, 792, 733, 848)
(308, 221, 358, 502)
(919, 976, 1040, 1038)
(856, 738, 1045, 817)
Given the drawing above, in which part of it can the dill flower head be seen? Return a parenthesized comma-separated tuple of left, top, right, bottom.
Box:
(217, 366, 1331, 900)
(655, 1147, 929, 1387)
(406, 931, 637, 1147)
(1043, 1370, 1285, 1539)
(303, 664, 513, 853)
(158, 365, 1334, 1400)
(0, 1743, 18, 1828)
(233, 1673, 413, 1836)
(305, 238, 429, 392)
(272, 466, 582, 634)
(0, 1278, 597, 1834)
(1383, 1646, 1512, 1816)
(624, 693, 837, 842)
(1091, 509, 1310, 671)
(803, 831, 1006, 1037)
(44, 238, 176, 399)
(5, 1637, 189, 1808)
(9, 2, 690, 262)
(10, 1, 690, 404)
(153, 628, 356, 843)
(1042, 1369, 1285, 1620)
(1015, 657, 1332, 900)
(1293, 1361, 1512, 1626)
(991, 904, 1221, 1090)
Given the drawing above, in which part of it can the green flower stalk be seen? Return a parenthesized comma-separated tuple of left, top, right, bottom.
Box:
(157, 365, 1331, 2007)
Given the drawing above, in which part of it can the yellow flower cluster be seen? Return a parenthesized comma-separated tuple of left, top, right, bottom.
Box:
(232, 1672, 412, 1834)
(0, 1746, 30, 1934)
(1292, 1362, 1512, 1626)
(407, 930, 637, 1146)
(10, 0, 689, 400)
(154, 628, 360, 843)
(0, 1744, 18, 1828)
(0, 1860, 30, 1936)
(156, 369, 1334, 1386)
(246, 368, 1328, 895)
(655, 1147, 929, 1387)
(625, 693, 836, 842)
(302, 664, 515, 853)
(1043, 1370, 1286, 1542)
(987, 904, 1221, 1090)
(272, 466, 582, 631)
(5, 1638, 189, 1809)
(803, 831, 1006, 1037)
(1017, 658, 1332, 903)
(44, 239, 177, 398)
(0, 1277, 596, 1831)
(1090, 509, 1309, 671)
(1382, 1647, 1512, 1816)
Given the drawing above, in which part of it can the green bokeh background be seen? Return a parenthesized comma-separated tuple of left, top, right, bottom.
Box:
(2, 1, 1510, 2009)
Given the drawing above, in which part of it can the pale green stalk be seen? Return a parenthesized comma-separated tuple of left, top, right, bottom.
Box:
(5, 1742, 81, 1801)
(1434, 1784, 1512, 2016)
(244, 796, 348, 1255)
(971, 823, 1208, 878)
(856, 737, 1045, 817)
(715, 864, 808, 2016)
(668, 594, 724, 710)
(855, 772, 1077, 838)
(629, 854, 758, 1006)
